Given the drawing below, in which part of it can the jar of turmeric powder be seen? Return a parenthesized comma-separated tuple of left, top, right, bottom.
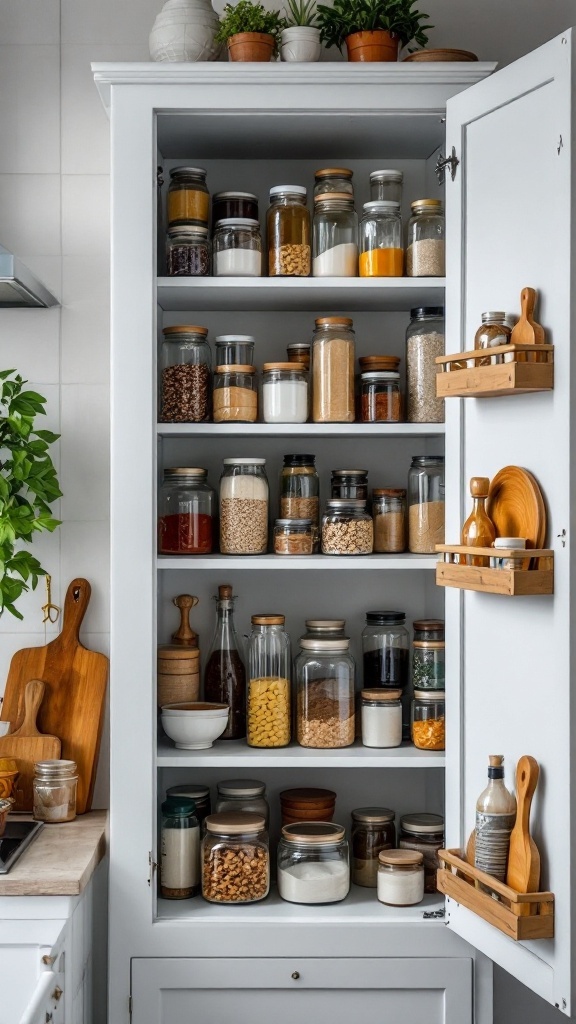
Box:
(167, 167, 209, 227)
(411, 690, 445, 750)
(359, 201, 403, 277)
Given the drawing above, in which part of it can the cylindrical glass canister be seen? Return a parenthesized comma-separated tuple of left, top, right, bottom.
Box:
(160, 797, 200, 899)
(215, 335, 255, 366)
(407, 455, 445, 554)
(359, 201, 403, 277)
(277, 823, 350, 905)
(369, 169, 403, 205)
(167, 166, 209, 227)
(159, 325, 211, 423)
(166, 223, 210, 277)
(247, 615, 291, 748)
(377, 849, 424, 906)
(212, 191, 258, 225)
(372, 488, 407, 553)
(219, 459, 269, 555)
(267, 186, 311, 277)
(311, 317, 355, 423)
(166, 784, 211, 826)
(215, 780, 270, 829)
(360, 371, 401, 422)
(213, 364, 258, 423)
(312, 194, 358, 277)
(406, 307, 445, 423)
(33, 760, 78, 823)
(158, 468, 216, 555)
(262, 363, 309, 424)
(295, 638, 355, 748)
(412, 640, 445, 690)
(361, 688, 403, 748)
(273, 518, 314, 556)
(406, 200, 445, 277)
(399, 812, 444, 894)
(351, 807, 396, 887)
(279, 454, 319, 540)
(213, 218, 262, 277)
(321, 500, 373, 555)
(314, 168, 354, 198)
(202, 812, 270, 903)
(411, 690, 445, 750)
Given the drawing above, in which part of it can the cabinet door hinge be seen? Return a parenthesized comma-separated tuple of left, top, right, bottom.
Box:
(148, 851, 157, 886)
(435, 146, 459, 184)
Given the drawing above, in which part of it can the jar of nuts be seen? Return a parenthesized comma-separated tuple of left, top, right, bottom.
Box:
(247, 615, 291, 748)
(321, 500, 373, 555)
(295, 637, 355, 748)
(267, 186, 311, 277)
(202, 812, 270, 904)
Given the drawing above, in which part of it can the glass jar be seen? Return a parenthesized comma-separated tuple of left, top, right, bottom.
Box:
(413, 619, 444, 642)
(219, 458, 268, 555)
(160, 797, 200, 899)
(159, 325, 211, 423)
(361, 688, 402, 748)
(399, 812, 444, 894)
(33, 760, 78, 823)
(277, 823, 350, 905)
(412, 690, 445, 750)
(351, 807, 396, 887)
(212, 191, 258, 225)
(474, 312, 512, 366)
(322, 500, 373, 555)
(360, 371, 401, 422)
(362, 612, 409, 690)
(312, 317, 355, 423)
(204, 584, 247, 740)
(262, 363, 308, 424)
(213, 218, 262, 277)
(406, 200, 445, 277)
(202, 812, 269, 903)
(295, 638, 355, 748)
(215, 780, 269, 829)
(301, 620, 345, 642)
(213, 364, 258, 423)
(314, 168, 354, 198)
(166, 784, 211, 826)
(312, 194, 358, 277)
(377, 849, 424, 906)
(166, 223, 210, 277)
(167, 166, 209, 227)
(408, 455, 445, 554)
(158, 468, 216, 555)
(247, 614, 291, 748)
(287, 342, 311, 369)
(406, 307, 445, 423)
(369, 169, 403, 205)
(412, 641, 445, 690)
(279, 454, 319, 540)
(267, 186, 311, 277)
(331, 469, 368, 501)
(372, 488, 407, 553)
(273, 518, 314, 556)
(359, 201, 403, 277)
(215, 335, 255, 366)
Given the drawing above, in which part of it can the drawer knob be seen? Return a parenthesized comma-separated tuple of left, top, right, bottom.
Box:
(291, 971, 300, 980)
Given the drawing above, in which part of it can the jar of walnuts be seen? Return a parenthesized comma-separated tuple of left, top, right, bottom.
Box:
(201, 812, 270, 904)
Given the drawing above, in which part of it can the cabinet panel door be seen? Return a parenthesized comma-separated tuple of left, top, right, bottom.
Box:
(131, 957, 472, 1024)
(445, 27, 575, 1014)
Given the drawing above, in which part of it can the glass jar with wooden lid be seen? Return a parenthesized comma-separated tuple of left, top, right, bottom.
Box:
(351, 807, 396, 887)
(159, 325, 211, 423)
(267, 186, 311, 277)
(277, 822, 350, 905)
(314, 168, 354, 197)
(202, 812, 269, 904)
(213, 364, 258, 423)
(262, 363, 308, 424)
(411, 690, 445, 750)
(377, 849, 424, 906)
(279, 454, 319, 540)
(247, 614, 291, 748)
(311, 316, 355, 423)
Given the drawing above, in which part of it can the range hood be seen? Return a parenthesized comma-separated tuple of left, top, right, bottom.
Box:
(0, 245, 58, 307)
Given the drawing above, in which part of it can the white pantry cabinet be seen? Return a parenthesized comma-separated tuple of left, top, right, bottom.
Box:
(95, 28, 575, 1024)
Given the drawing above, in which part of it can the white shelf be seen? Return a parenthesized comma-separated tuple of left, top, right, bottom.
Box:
(158, 422, 446, 438)
(157, 553, 436, 570)
(156, 738, 445, 768)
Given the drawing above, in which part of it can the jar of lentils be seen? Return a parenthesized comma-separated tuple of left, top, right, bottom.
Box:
(159, 325, 211, 423)
(406, 200, 445, 277)
(167, 166, 209, 227)
(406, 307, 445, 423)
(213, 218, 262, 277)
(322, 499, 373, 555)
(202, 812, 270, 904)
(372, 488, 407, 553)
(312, 194, 358, 277)
(267, 185, 311, 277)
(166, 223, 210, 277)
(219, 458, 269, 555)
(295, 637, 355, 748)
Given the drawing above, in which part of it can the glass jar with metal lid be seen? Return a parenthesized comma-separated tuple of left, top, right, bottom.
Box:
(295, 637, 355, 748)
(311, 317, 355, 423)
(312, 194, 358, 277)
(215, 335, 255, 366)
(408, 455, 445, 554)
(474, 312, 512, 366)
(411, 690, 445, 750)
(377, 849, 424, 906)
(359, 201, 403, 278)
(247, 614, 291, 748)
(215, 779, 270, 829)
(322, 500, 373, 555)
(158, 468, 216, 555)
(159, 325, 211, 423)
(167, 166, 209, 227)
(373, 488, 407, 553)
(301, 620, 346, 641)
(412, 639, 445, 690)
(166, 223, 210, 277)
(277, 822, 350, 905)
(406, 200, 445, 277)
(33, 759, 78, 823)
(273, 518, 314, 556)
(202, 812, 269, 904)
(267, 186, 311, 277)
(213, 364, 258, 423)
(399, 813, 444, 893)
(360, 371, 402, 422)
(413, 619, 444, 642)
(361, 688, 402, 749)
(219, 458, 269, 555)
(362, 611, 409, 690)
(331, 469, 368, 501)
(166, 784, 211, 826)
(351, 807, 396, 887)
(262, 363, 308, 424)
(280, 454, 319, 540)
(287, 342, 311, 369)
(314, 168, 354, 198)
(406, 307, 445, 423)
(370, 169, 403, 205)
(213, 218, 262, 277)
(160, 797, 200, 899)
(212, 191, 258, 225)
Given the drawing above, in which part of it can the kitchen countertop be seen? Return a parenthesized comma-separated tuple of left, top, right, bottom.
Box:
(0, 809, 107, 897)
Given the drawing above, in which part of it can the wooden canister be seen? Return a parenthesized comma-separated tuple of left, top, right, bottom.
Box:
(157, 646, 200, 708)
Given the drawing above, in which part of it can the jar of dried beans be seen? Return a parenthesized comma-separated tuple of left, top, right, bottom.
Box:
(406, 200, 445, 277)
(273, 519, 314, 556)
(295, 637, 355, 748)
(411, 690, 445, 750)
(406, 307, 445, 423)
(213, 365, 258, 423)
(158, 468, 216, 555)
(219, 458, 269, 555)
(313, 194, 358, 277)
(213, 219, 262, 277)
(321, 500, 373, 555)
(359, 201, 403, 277)
(312, 317, 355, 423)
(408, 455, 445, 554)
(160, 325, 211, 423)
(372, 488, 407, 553)
(166, 223, 210, 277)
(167, 167, 209, 227)
(202, 812, 270, 904)
(279, 454, 319, 544)
(247, 615, 291, 748)
(360, 371, 401, 422)
(267, 185, 311, 277)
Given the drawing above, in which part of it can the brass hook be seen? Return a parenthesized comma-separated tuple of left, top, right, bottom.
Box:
(41, 575, 61, 625)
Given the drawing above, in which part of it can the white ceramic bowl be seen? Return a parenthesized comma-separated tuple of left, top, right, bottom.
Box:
(161, 706, 229, 749)
(161, 701, 229, 717)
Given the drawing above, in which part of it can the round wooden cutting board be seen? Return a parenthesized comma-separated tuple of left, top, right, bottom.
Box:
(486, 466, 546, 549)
(403, 48, 478, 62)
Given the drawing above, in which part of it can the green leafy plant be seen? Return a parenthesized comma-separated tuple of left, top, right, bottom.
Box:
(216, 1, 285, 44)
(316, 0, 431, 51)
(0, 370, 62, 619)
(283, 0, 318, 27)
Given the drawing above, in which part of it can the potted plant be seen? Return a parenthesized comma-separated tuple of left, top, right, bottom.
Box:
(317, 0, 431, 62)
(216, 1, 284, 61)
(281, 0, 321, 62)
(0, 370, 61, 619)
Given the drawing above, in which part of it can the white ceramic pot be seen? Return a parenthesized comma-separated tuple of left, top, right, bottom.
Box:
(280, 26, 321, 62)
(149, 0, 221, 62)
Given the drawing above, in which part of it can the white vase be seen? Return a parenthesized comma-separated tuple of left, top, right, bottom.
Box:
(280, 26, 321, 62)
(149, 0, 221, 62)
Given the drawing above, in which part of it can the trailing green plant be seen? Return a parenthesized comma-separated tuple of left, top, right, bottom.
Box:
(0, 370, 62, 619)
(316, 0, 431, 51)
(216, 1, 284, 44)
(283, 0, 318, 28)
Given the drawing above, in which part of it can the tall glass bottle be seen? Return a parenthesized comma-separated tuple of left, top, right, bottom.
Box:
(474, 755, 516, 882)
(461, 476, 496, 567)
(204, 584, 246, 740)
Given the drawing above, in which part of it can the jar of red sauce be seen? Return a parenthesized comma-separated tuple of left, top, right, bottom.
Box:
(158, 468, 216, 555)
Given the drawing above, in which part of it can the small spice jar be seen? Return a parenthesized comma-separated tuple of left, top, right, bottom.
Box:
(489, 537, 527, 569)
(474, 312, 512, 366)
(351, 807, 396, 887)
(33, 760, 78, 823)
(262, 363, 308, 424)
(373, 489, 407, 553)
(167, 167, 209, 227)
(312, 316, 355, 423)
(215, 335, 255, 366)
(399, 812, 444, 894)
(247, 615, 291, 748)
(360, 371, 402, 422)
(314, 167, 354, 198)
(312, 194, 358, 277)
(412, 641, 445, 690)
(213, 364, 258, 423)
(377, 849, 424, 906)
(158, 468, 216, 555)
(219, 458, 269, 555)
(202, 812, 270, 904)
(215, 779, 269, 829)
(160, 797, 200, 899)
(361, 688, 402, 748)
(287, 342, 311, 369)
(331, 469, 368, 501)
(408, 455, 445, 554)
(406, 200, 445, 277)
(413, 619, 445, 642)
(322, 500, 373, 555)
(213, 218, 262, 277)
(359, 201, 403, 277)
(295, 637, 355, 748)
(166, 223, 210, 277)
(212, 191, 258, 225)
(166, 784, 211, 827)
(267, 185, 311, 277)
(411, 690, 445, 750)
(406, 307, 445, 423)
(279, 454, 319, 543)
(159, 325, 211, 423)
(370, 169, 403, 205)
(277, 823, 350, 905)
(274, 518, 314, 556)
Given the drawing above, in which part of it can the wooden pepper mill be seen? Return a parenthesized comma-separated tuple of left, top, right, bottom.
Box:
(157, 595, 200, 708)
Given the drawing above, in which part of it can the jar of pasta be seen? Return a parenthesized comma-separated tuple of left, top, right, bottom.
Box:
(267, 186, 311, 277)
(311, 317, 355, 423)
(167, 167, 209, 227)
(247, 614, 291, 748)
(295, 637, 355, 748)
(411, 690, 445, 750)
(213, 365, 258, 423)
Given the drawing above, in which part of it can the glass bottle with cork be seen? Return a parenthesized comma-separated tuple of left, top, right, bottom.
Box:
(474, 755, 517, 882)
(461, 476, 496, 566)
(204, 584, 247, 740)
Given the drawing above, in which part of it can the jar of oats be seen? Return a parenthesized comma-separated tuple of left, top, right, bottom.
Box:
(247, 614, 291, 748)
(267, 186, 311, 277)
(321, 499, 373, 555)
(312, 317, 355, 423)
(295, 637, 355, 748)
(406, 307, 445, 423)
(202, 812, 269, 904)
(219, 459, 269, 555)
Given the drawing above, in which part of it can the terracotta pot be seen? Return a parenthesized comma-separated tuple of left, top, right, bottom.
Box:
(345, 29, 399, 62)
(227, 32, 276, 61)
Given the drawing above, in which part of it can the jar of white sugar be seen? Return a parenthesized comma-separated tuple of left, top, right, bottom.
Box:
(361, 688, 402, 748)
(262, 362, 308, 423)
(277, 822, 350, 905)
(312, 194, 358, 277)
(213, 218, 262, 277)
(377, 849, 424, 906)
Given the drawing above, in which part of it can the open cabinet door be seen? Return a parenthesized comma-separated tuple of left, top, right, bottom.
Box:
(443, 28, 575, 1014)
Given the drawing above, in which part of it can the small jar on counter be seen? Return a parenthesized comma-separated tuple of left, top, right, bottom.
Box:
(406, 200, 445, 277)
(359, 201, 403, 277)
(213, 364, 258, 423)
(360, 371, 402, 422)
(212, 191, 258, 225)
(322, 500, 373, 555)
(406, 307, 445, 424)
(377, 849, 424, 906)
(370, 169, 403, 205)
(160, 797, 200, 899)
(213, 218, 262, 277)
(166, 223, 210, 277)
(287, 342, 311, 369)
(280, 454, 319, 541)
(411, 690, 445, 750)
(361, 688, 402, 748)
(202, 812, 269, 904)
(399, 813, 444, 894)
(312, 317, 355, 423)
(247, 614, 291, 748)
(331, 469, 368, 501)
(312, 194, 358, 277)
(412, 640, 445, 690)
(262, 363, 308, 424)
(219, 458, 269, 555)
(267, 185, 311, 277)
(314, 167, 354, 198)
(33, 760, 78, 823)
(215, 335, 255, 366)
(167, 166, 209, 227)
(166, 784, 211, 827)
(373, 489, 407, 553)
(278, 823, 350, 905)
(215, 779, 269, 829)
(408, 455, 445, 554)
(158, 467, 216, 555)
(274, 518, 314, 556)
(295, 637, 355, 748)
(159, 325, 211, 423)
(351, 807, 396, 887)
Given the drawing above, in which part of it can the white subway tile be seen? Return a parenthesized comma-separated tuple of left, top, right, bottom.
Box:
(0, 46, 60, 174)
(0, 1, 60, 45)
(14, 256, 62, 303)
(60, 385, 110, 521)
(59, 521, 110, 633)
(61, 256, 110, 384)
(0, 307, 60, 384)
(62, 176, 110, 256)
(0, 175, 60, 255)
(62, 0, 160, 47)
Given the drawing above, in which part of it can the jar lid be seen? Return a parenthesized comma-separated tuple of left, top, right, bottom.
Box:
(331, 469, 368, 477)
(275, 518, 313, 527)
(262, 362, 304, 372)
(251, 614, 285, 625)
(216, 218, 260, 227)
(411, 199, 444, 210)
(494, 537, 526, 548)
(283, 454, 315, 466)
(162, 797, 197, 816)
(287, 343, 311, 351)
(34, 759, 77, 773)
(360, 371, 400, 381)
(315, 168, 353, 179)
(362, 200, 401, 212)
(280, 788, 336, 805)
(167, 784, 209, 800)
(413, 640, 445, 649)
(413, 619, 444, 631)
(170, 166, 207, 177)
(205, 812, 266, 834)
(413, 689, 445, 700)
(167, 223, 209, 236)
(281, 822, 345, 844)
(222, 457, 266, 465)
(314, 192, 355, 203)
(409, 307, 445, 319)
(361, 688, 402, 700)
(215, 364, 256, 373)
(352, 806, 395, 823)
(164, 467, 207, 477)
(359, 355, 400, 366)
(481, 311, 507, 321)
(215, 335, 255, 344)
(163, 325, 208, 336)
(379, 849, 423, 866)
(326, 499, 368, 509)
(213, 191, 258, 201)
(410, 455, 445, 464)
(365, 611, 405, 623)
(315, 316, 353, 327)
(369, 169, 404, 182)
(305, 619, 345, 629)
(400, 812, 444, 834)
(217, 779, 266, 797)
(299, 638, 350, 651)
(373, 488, 406, 497)
(269, 185, 307, 196)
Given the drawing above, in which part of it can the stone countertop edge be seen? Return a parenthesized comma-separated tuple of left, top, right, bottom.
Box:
(0, 810, 108, 897)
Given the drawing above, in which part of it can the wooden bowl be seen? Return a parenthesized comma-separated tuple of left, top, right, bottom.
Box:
(280, 787, 336, 809)
(0, 798, 12, 837)
(403, 48, 478, 62)
(0, 759, 19, 801)
(282, 810, 335, 825)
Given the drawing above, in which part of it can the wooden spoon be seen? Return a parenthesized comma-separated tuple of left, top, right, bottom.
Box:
(506, 755, 540, 905)
(511, 288, 545, 362)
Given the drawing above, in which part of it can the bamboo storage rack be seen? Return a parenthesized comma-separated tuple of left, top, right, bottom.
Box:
(437, 849, 554, 941)
(435, 343, 554, 398)
(435, 546, 554, 596)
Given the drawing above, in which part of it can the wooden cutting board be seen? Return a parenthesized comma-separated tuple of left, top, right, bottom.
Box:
(0, 679, 61, 811)
(1, 579, 109, 814)
(486, 466, 547, 550)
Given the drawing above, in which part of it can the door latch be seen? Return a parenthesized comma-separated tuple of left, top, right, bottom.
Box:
(423, 908, 445, 919)
(148, 851, 157, 886)
(435, 147, 459, 184)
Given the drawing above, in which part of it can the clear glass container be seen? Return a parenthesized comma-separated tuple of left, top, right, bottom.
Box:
(411, 690, 445, 750)
(295, 638, 355, 748)
(213, 364, 258, 423)
(166, 223, 210, 277)
(279, 454, 319, 542)
(362, 611, 409, 690)
(361, 688, 403, 749)
(158, 467, 216, 555)
(406, 200, 445, 277)
(247, 614, 291, 748)
(351, 807, 396, 887)
(267, 186, 311, 277)
(312, 194, 358, 277)
(262, 363, 308, 424)
(215, 335, 255, 366)
(277, 823, 350, 905)
(204, 584, 247, 739)
(399, 813, 444, 894)
(474, 312, 512, 367)
(202, 812, 269, 903)
(406, 307, 445, 423)
(219, 458, 268, 555)
(167, 166, 209, 226)
(372, 488, 407, 553)
(408, 455, 445, 554)
(331, 469, 368, 501)
(213, 218, 262, 277)
(212, 191, 258, 224)
(160, 797, 200, 899)
(369, 169, 403, 205)
(321, 499, 373, 555)
(312, 317, 355, 423)
(273, 518, 314, 556)
(359, 201, 403, 277)
(215, 780, 269, 828)
(166, 784, 211, 826)
(159, 325, 211, 423)
(33, 759, 78, 823)
(314, 168, 354, 198)
(287, 342, 311, 369)
(413, 619, 444, 642)
(377, 849, 424, 906)
(412, 641, 445, 690)
(360, 371, 401, 422)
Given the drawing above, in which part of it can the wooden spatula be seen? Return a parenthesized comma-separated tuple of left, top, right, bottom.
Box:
(511, 288, 545, 362)
(506, 755, 540, 905)
(0, 679, 61, 811)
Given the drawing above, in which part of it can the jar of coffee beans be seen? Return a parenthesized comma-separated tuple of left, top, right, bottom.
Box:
(160, 325, 211, 423)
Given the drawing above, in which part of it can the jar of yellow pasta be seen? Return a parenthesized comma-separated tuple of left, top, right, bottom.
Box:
(411, 690, 445, 750)
(247, 614, 291, 748)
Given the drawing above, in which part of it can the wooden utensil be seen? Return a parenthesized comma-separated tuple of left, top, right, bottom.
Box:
(511, 288, 545, 363)
(0, 579, 108, 814)
(0, 680, 60, 811)
(507, 756, 541, 906)
(487, 466, 546, 552)
(171, 594, 199, 647)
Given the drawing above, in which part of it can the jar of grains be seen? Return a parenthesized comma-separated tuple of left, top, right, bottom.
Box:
(202, 812, 269, 904)
(166, 223, 210, 277)
(158, 468, 216, 555)
(212, 191, 258, 225)
(287, 342, 311, 369)
(331, 469, 368, 500)
(359, 201, 403, 277)
(295, 637, 355, 748)
(160, 797, 200, 899)
(312, 317, 355, 423)
(351, 807, 396, 887)
(314, 167, 354, 198)
(406, 307, 445, 423)
(408, 455, 445, 554)
(213, 365, 258, 423)
(213, 218, 262, 277)
(167, 167, 209, 227)
(399, 813, 445, 893)
(247, 614, 291, 748)
(412, 640, 445, 690)
(215, 335, 255, 366)
(219, 458, 269, 555)
(377, 849, 424, 906)
(322, 499, 373, 555)
(372, 488, 407, 553)
(33, 760, 78, 823)
(267, 185, 311, 277)
(159, 325, 211, 423)
(215, 779, 270, 829)
(278, 823, 350, 905)
(312, 194, 358, 277)
(360, 371, 401, 422)
(279, 454, 319, 542)
(262, 363, 308, 424)
(274, 518, 314, 556)
(412, 690, 445, 750)
(361, 688, 402, 748)
(406, 200, 445, 277)
(370, 169, 403, 205)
